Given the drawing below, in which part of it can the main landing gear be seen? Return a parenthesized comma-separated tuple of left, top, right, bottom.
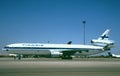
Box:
(13, 54, 22, 60)
(61, 51, 75, 59)
(61, 55, 72, 59)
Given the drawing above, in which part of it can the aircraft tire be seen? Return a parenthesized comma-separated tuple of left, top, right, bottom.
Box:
(61, 55, 72, 59)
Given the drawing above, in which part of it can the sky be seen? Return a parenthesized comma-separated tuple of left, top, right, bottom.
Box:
(0, 0, 120, 54)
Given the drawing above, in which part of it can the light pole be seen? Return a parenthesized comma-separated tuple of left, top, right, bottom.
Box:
(82, 21, 86, 45)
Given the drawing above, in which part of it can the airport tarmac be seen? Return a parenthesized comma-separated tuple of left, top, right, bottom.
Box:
(0, 58, 120, 76)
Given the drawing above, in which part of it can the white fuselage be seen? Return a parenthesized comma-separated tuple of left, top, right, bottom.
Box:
(3, 29, 115, 58)
(4, 43, 105, 57)
(112, 54, 120, 58)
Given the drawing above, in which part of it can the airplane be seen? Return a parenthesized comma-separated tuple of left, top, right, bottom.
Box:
(108, 52, 120, 58)
(3, 29, 114, 60)
(112, 54, 120, 58)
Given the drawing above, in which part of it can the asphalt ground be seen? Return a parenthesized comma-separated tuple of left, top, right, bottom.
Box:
(0, 58, 120, 76)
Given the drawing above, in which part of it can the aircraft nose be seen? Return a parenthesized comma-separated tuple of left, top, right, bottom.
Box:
(2, 48, 9, 51)
(4, 45, 9, 48)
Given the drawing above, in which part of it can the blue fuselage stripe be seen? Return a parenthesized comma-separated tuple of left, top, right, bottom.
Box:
(4, 47, 80, 50)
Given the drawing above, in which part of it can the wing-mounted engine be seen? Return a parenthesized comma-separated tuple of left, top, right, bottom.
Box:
(50, 50, 62, 57)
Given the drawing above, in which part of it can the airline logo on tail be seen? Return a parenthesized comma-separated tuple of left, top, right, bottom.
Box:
(98, 29, 110, 40)
(91, 29, 114, 47)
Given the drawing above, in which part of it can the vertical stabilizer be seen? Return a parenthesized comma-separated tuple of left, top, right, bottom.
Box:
(98, 29, 110, 40)
(91, 29, 114, 47)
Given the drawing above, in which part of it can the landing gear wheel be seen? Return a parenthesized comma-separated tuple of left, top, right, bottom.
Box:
(61, 55, 72, 59)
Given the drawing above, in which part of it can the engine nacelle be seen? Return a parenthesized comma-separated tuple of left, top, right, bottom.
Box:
(91, 39, 114, 46)
(50, 50, 62, 57)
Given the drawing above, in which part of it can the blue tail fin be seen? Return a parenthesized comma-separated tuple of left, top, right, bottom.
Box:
(98, 29, 110, 40)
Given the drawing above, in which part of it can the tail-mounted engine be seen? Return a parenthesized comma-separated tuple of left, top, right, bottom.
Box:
(91, 39, 114, 47)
